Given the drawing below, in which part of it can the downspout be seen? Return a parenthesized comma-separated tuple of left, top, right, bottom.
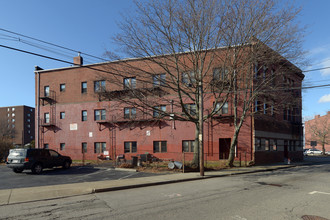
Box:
(35, 66, 41, 149)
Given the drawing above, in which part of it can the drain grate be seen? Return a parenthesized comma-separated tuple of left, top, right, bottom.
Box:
(302, 215, 329, 220)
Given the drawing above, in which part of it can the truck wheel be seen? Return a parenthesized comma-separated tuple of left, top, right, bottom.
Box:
(31, 163, 43, 174)
(13, 168, 23, 173)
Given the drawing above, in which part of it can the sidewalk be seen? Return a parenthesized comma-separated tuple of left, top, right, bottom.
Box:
(0, 158, 327, 206)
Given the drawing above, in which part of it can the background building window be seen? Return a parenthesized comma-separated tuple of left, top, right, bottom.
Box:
(124, 107, 136, 119)
(60, 143, 65, 151)
(124, 141, 137, 153)
(81, 82, 87, 94)
(82, 110, 87, 121)
(255, 138, 261, 150)
(82, 142, 87, 153)
(94, 142, 106, 153)
(182, 140, 195, 152)
(153, 141, 167, 153)
(265, 139, 270, 151)
(153, 74, 166, 87)
(124, 77, 136, 89)
(60, 112, 65, 119)
(44, 143, 49, 149)
(182, 71, 196, 86)
(183, 104, 196, 116)
(60, 84, 66, 92)
(94, 109, 106, 121)
(215, 102, 228, 114)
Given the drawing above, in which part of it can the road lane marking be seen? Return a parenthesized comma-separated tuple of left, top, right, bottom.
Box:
(309, 191, 330, 195)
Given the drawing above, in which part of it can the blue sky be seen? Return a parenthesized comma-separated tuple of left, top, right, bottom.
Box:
(0, 0, 329, 119)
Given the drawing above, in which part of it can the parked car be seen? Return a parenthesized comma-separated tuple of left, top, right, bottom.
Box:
(304, 149, 322, 156)
(6, 148, 72, 174)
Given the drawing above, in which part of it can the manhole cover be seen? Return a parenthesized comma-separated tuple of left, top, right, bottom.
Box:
(302, 215, 329, 220)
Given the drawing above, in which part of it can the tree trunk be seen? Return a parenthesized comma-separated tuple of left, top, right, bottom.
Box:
(191, 125, 199, 168)
(227, 130, 238, 167)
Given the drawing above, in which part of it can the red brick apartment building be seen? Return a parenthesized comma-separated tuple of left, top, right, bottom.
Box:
(0, 105, 35, 147)
(35, 48, 304, 164)
(305, 112, 330, 153)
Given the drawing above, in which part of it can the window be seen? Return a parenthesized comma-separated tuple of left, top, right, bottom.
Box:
(27, 113, 31, 117)
(153, 74, 166, 87)
(263, 66, 267, 80)
(215, 102, 228, 114)
(60, 112, 65, 119)
(60, 84, 66, 92)
(255, 138, 261, 150)
(94, 142, 106, 154)
(183, 104, 196, 116)
(27, 124, 30, 128)
(82, 142, 87, 153)
(12, 107, 15, 111)
(254, 63, 259, 78)
(124, 107, 136, 119)
(94, 109, 106, 121)
(124, 77, 136, 89)
(44, 86, 49, 97)
(94, 80, 106, 92)
(60, 143, 65, 151)
(255, 99, 262, 113)
(153, 105, 166, 118)
(270, 139, 277, 151)
(44, 113, 50, 123)
(153, 141, 167, 153)
(12, 118, 15, 123)
(263, 101, 268, 114)
(27, 119, 30, 122)
(182, 71, 196, 86)
(82, 110, 87, 121)
(44, 143, 49, 149)
(12, 113, 15, 117)
(213, 68, 229, 81)
(182, 140, 195, 152)
(7, 108, 10, 112)
(81, 82, 87, 94)
(124, 141, 137, 153)
(49, 150, 59, 157)
(28, 130, 31, 134)
(265, 139, 270, 151)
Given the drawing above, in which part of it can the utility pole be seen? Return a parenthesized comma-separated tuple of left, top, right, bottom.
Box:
(198, 77, 204, 176)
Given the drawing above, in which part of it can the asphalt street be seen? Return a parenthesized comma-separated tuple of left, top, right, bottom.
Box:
(1, 160, 330, 220)
(0, 165, 160, 190)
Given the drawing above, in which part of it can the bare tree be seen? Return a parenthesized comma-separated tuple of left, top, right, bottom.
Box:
(101, 0, 305, 172)
(0, 119, 15, 162)
(306, 117, 330, 155)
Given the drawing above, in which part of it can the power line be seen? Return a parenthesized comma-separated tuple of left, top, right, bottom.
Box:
(1, 43, 330, 92)
(0, 28, 108, 62)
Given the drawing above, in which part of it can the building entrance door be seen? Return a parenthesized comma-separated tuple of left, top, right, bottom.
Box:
(219, 138, 231, 159)
(284, 140, 288, 159)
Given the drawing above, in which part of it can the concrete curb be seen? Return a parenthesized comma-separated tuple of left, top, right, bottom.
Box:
(0, 160, 326, 206)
